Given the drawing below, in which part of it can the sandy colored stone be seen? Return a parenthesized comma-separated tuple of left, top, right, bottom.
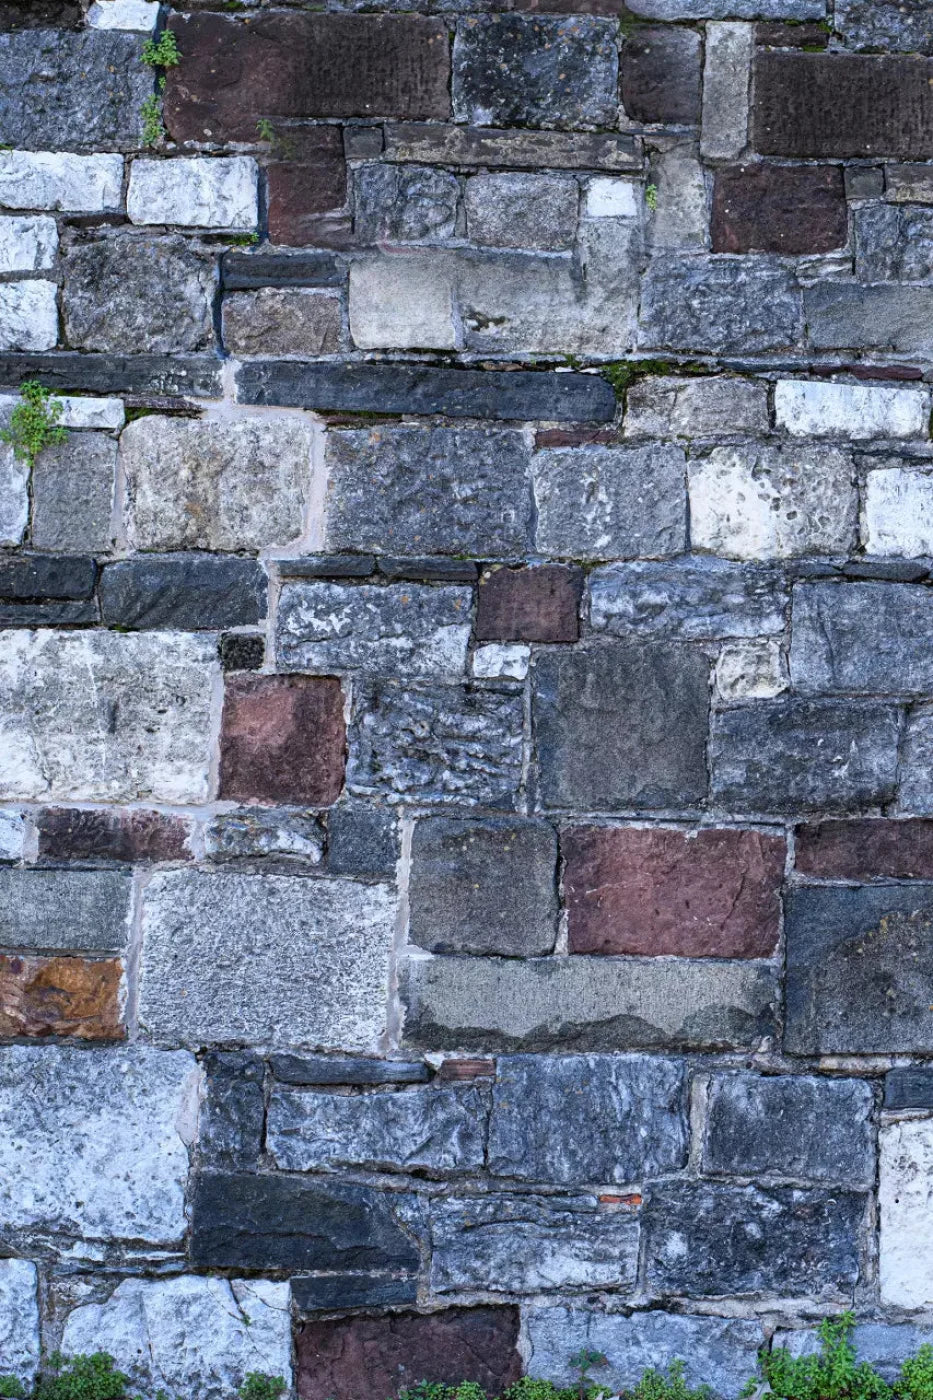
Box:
(0, 954, 124, 1040)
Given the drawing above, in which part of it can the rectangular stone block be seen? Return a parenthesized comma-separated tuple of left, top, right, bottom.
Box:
(775, 380, 929, 438)
(835, 0, 933, 50)
(0, 1259, 39, 1394)
(223, 289, 341, 358)
(863, 467, 933, 557)
(204, 808, 325, 871)
(791, 582, 933, 696)
(886, 163, 933, 202)
(88, 0, 159, 28)
(589, 559, 787, 640)
(269, 1055, 429, 1086)
(31, 432, 117, 554)
(465, 172, 578, 251)
(127, 157, 258, 231)
(805, 283, 933, 356)
(0, 630, 216, 804)
(855, 204, 933, 282)
(219, 674, 346, 807)
(533, 445, 686, 561)
(0, 281, 57, 352)
(37, 808, 191, 865)
(197, 1051, 265, 1170)
(139, 871, 395, 1051)
(0, 151, 122, 211)
(623, 375, 769, 439)
(0, 868, 131, 952)
(0, 812, 23, 862)
(712, 164, 846, 253)
(796, 819, 933, 880)
(326, 802, 399, 881)
(0, 352, 222, 399)
(885, 1067, 933, 1110)
(223, 251, 345, 291)
(701, 23, 753, 161)
(880, 1119, 933, 1308)
(350, 255, 457, 351)
(785, 883, 933, 1054)
(0, 554, 99, 602)
(639, 255, 802, 353)
(0, 953, 123, 1041)
(0, 214, 56, 271)
(0, 31, 148, 149)
(268, 127, 347, 247)
(477, 565, 582, 644)
(622, 25, 701, 125)
(292, 1276, 418, 1313)
(0, 440, 27, 546)
(384, 123, 641, 171)
(402, 954, 777, 1052)
(100, 555, 267, 631)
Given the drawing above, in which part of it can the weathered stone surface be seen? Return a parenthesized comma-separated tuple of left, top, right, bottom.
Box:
(777, 380, 929, 439)
(62, 1277, 292, 1400)
(292, 1276, 418, 1313)
(855, 204, 933, 282)
(349, 254, 457, 351)
(589, 559, 786, 640)
(585, 177, 640, 219)
(899, 712, 933, 814)
(805, 283, 933, 356)
(0, 214, 56, 271)
(0, 1044, 194, 1243)
(0, 351, 222, 399)
(349, 681, 523, 807)
(533, 445, 687, 560)
(644, 1180, 867, 1299)
(880, 1119, 933, 1307)
(476, 566, 581, 643)
(223, 250, 345, 292)
(776, 1325, 933, 1383)
(639, 256, 801, 353)
(198, 1052, 265, 1170)
(269, 1055, 429, 1086)
(63, 236, 215, 354)
(712, 164, 846, 253)
(710, 701, 900, 814)
(204, 809, 325, 870)
(88, 0, 159, 29)
(623, 375, 768, 439)
(0, 811, 23, 862)
(327, 803, 399, 880)
(219, 633, 265, 673)
(785, 884, 933, 1054)
(297, 1308, 521, 1400)
(885, 163, 933, 201)
(791, 582, 933, 695)
(31, 432, 116, 554)
(0, 151, 122, 212)
(268, 1082, 487, 1173)
(0, 31, 147, 150)
(219, 675, 346, 806)
(533, 645, 709, 810)
(453, 17, 618, 130)
(403, 955, 776, 1052)
(621, 26, 701, 125)
(796, 819, 933, 879)
(473, 645, 529, 681)
(647, 143, 709, 250)
(0, 281, 57, 352)
(885, 1067, 933, 1109)
(0, 444, 27, 547)
(465, 173, 578, 251)
(356, 162, 459, 243)
(325, 427, 531, 558)
(0, 953, 124, 1040)
(100, 555, 266, 631)
(525, 1310, 766, 1400)
(37, 808, 191, 865)
(0, 630, 216, 803)
(0, 0, 83, 25)
(190, 1170, 419, 1271)
(0, 1259, 39, 1392)
(122, 416, 311, 553)
(128, 158, 258, 231)
(431, 1194, 640, 1294)
(384, 123, 641, 172)
(564, 827, 784, 958)
(690, 445, 857, 559)
(704, 1072, 875, 1186)
(409, 817, 558, 957)
(223, 290, 341, 357)
(701, 23, 753, 161)
(0, 554, 96, 600)
(836, 0, 933, 49)
(864, 467, 933, 557)
(267, 127, 348, 247)
(139, 871, 395, 1050)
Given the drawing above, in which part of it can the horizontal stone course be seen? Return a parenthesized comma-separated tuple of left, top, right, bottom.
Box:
(36, 807, 191, 865)
(0, 868, 131, 952)
(384, 123, 641, 170)
(100, 555, 267, 631)
(795, 819, 933, 879)
(589, 558, 787, 640)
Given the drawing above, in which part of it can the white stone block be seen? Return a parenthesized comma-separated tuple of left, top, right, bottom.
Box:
(0, 446, 28, 546)
(349, 255, 458, 350)
(0, 811, 24, 861)
(472, 644, 530, 680)
(0, 1260, 40, 1392)
(88, 0, 159, 29)
(127, 157, 259, 231)
(585, 178, 640, 219)
(880, 1117, 933, 1308)
(54, 396, 126, 431)
(648, 143, 709, 250)
(775, 380, 930, 440)
(0, 281, 57, 351)
(0, 215, 57, 272)
(701, 23, 753, 161)
(864, 468, 933, 557)
(0, 151, 123, 213)
(715, 638, 788, 700)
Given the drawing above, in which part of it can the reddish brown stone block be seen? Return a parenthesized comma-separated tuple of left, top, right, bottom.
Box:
(476, 565, 583, 643)
(534, 427, 618, 448)
(621, 26, 702, 126)
(219, 674, 346, 806)
(711, 164, 846, 254)
(165, 13, 450, 144)
(564, 826, 785, 958)
(297, 1307, 521, 1400)
(37, 808, 192, 865)
(796, 820, 933, 880)
(436, 1057, 496, 1080)
(0, 955, 124, 1040)
(267, 127, 348, 248)
(755, 22, 829, 49)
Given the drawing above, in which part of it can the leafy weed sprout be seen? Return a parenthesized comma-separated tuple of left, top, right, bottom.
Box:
(140, 30, 181, 147)
(0, 380, 67, 469)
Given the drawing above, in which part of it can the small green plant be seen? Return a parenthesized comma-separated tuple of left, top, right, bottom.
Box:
(238, 1377, 287, 1400)
(141, 31, 181, 69)
(256, 118, 277, 143)
(897, 1346, 933, 1400)
(0, 1378, 26, 1399)
(0, 380, 67, 469)
(628, 1363, 711, 1400)
(645, 183, 658, 211)
(35, 1353, 132, 1400)
(139, 30, 181, 147)
(751, 1314, 891, 1400)
(227, 232, 260, 247)
(569, 1352, 608, 1400)
(140, 91, 163, 147)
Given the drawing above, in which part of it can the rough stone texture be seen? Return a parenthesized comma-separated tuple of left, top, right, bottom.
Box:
(880, 1119, 933, 1308)
(776, 380, 929, 439)
(639, 256, 802, 353)
(701, 24, 753, 161)
(0, 351, 222, 399)
(0, 869, 131, 952)
(0, 1045, 194, 1243)
(855, 204, 933, 282)
(219, 674, 346, 807)
(0, 151, 122, 212)
(621, 26, 701, 125)
(791, 583, 933, 696)
(0, 954, 124, 1041)
(0, 443, 28, 547)
(836, 0, 933, 50)
(349, 255, 457, 351)
(863, 467, 933, 557)
(127, 158, 259, 231)
(885, 1067, 933, 1110)
(122, 416, 311, 553)
(648, 143, 709, 250)
(0, 1259, 39, 1392)
(477, 566, 582, 643)
(589, 559, 786, 641)
(204, 809, 325, 870)
(776, 1325, 933, 1383)
(383, 124, 640, 171)
(0, 555, 96, 603)
(0, 0, 84, 25)
(712, 165, 846, 253)
(198, 1052, 265, 1170)
(63, 236, 215, 354)
(139, 871, 395, 1050)
(805, 283, 933, 356)
(219, 633, 265, 673)
(465, 173, 578, 251)
(0, 811, 24, 862)
(532, 445, 687, 561)
(899, 712, 933, 815)
(796, 820, 933, 879)
(327, 803, 399, 880)
(409, 817, 558, 956)
(88, 0, 159, 29)
(31, 432, 116, 554)
(563, 827, 784, 958)
(223, 290, 341, 358)
(0, 30, 148, 150)
(623, 376, 768, 439)
(533, 645, 709, 810)
(100, 555, 266, 631)
(0, 281, 57, 352)
(356, 163, 459, 244)
(292, 1277, 418, 1314)
(36, 808, 191, 865)
(0, 214, 57, 271)
(267, 127, 348, 248)
(785, 884, 933, 1054)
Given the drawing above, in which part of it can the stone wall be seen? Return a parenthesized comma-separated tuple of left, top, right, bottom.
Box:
(1, 0, 933, 1396)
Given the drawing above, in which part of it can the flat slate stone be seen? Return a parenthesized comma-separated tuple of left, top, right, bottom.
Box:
(198, 1052, 265, 1171)
(0, 868, 132, 952)
(0, 353, 221, 398)
(269, 1055, 430, 1086)
(790, 582, 933, 695)
(326, 803, 399, 881)
(384, 123, 641, 171)
(885, 1068, 933, 1110)
(292, 1276, 418, 1314)
(0, 555, 96, 600)
(100, 556, 267, 631)
(223, 251, 345, 291)
(0, 30, 148, 150)
(589, 558, 787, 641)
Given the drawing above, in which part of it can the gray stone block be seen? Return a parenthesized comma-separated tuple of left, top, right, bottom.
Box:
(204, 809, 325, 870)
(790, 582, 933, 696)
(640, 256, 802, 353)
(589, 558, 787, 641)
(836, 0, 933, 52)
(327, 803, 399, 881)
(465, 173, 579, 251)
(805, 283, 933, 356)
(0, 1260, 39, 1393)
(384, 123, 641, 172)
(100, 555, 267, 631)
(899, 712, 933, 815)
(0, 867, 132, 952)
(269, 1055, 430, 1086)
(199, 1052, 265, 1171)
(292, 1275, 418, 1313)
(409, 816, 558, 956)
(222, 289, 342, 358)
(885, 1067, 933, 1110)
(855, 204, 933, 282)
(0, 30, 148, 149)
(0, 351, 222, 399)
(0, 554, 96, 601)
(355, 163, 459, 243)
(31, 432, 116, 553)
(623, 375, 769, 439)
(533, 445, 687, 561)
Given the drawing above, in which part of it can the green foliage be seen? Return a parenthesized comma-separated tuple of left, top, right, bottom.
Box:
(753, 1314, 891, 1400)
(570, 1351, 608, 1398)
(897, 1345, 933, 1400)
(141, 86, 164, 146)
(645, 183, 658, 212)
(238, 1377, 287, 1400)
(140, 30, 180, 145)
(256, 119, 277, 143)
(141, 31, 180, 69)
(628, 1363, 711, 1400)
(227, 233, 260, 247)
(35, 1354, 132, 1400)
(0, 380, 67, 468)
(0, 1378, 26, 1399)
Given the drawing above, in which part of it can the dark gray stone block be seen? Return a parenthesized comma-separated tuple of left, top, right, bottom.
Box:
(199, 1052, 265, 1171)
(639, 256, 802, 354)
(100, 556, 267, 631)
(377, 558, 479, 583)
(0, 555, 96, 600)
(218, 634, 265, 672)
(269, 1055, 430, 1086)
(855, 204, 933, 282)
(355, 163, 459, 243)
(0, 30, 148, 149)
(0, 867, 132, 952)
(885, 1068, 933, 1110)
(590, 559, 787, 641)
(279, 556, 376, 580)
(326, 803, 399, 881)
(292, 1275, 418, 1313)
(222, 251, 346, 290)
(790, 582, 933, 696)
(0, 600, 98, 626)
(0, 354, 222, 399)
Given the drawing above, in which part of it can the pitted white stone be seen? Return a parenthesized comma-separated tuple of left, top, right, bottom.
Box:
(880, 1117, 933, 1308)
(584, 177, 640, 218)
(0, 811, 24, 861)
(54, 395, 126, 431)
(472, 643, 530, 680)
(0, 281, 57, 352)
(775, 380, 930, 439)
(127, 157, 260, 230)
(0, 215, 57, 272)
(0, 151, 123, 212)
(863, 467, 933, 556)
(0, 439, 28, 547)
(715, 638, 788, 700)
(88, 0, 160, 29)
(0, 1260, 40, 1392)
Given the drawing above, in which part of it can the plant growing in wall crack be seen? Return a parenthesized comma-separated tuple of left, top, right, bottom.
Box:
(140, 30, 181, 148)
(0, 381, 67, 469)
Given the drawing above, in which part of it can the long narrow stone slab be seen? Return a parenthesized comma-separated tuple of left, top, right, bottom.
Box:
(0, 353, 221, 398)
(223, 251, 345, 290)
(384, 123, 641, 171)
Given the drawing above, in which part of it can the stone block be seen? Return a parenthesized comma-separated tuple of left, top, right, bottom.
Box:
(452, 17, 618, 130)
(0, 444, 26, 546)
(639, 256, 802, 353)
(0, 812, 23, 862)
(533, 644, 709, 810)
(476, 566, 581, 644)
(0, 554, 96, 600)
(0, 31, 147, 149)
(219, 674, 346, 807)
(585, 177, 640, 218)
(621, 26, 701, 125)
(128, 157, 258, 231)
(267, 1082, 488, 1173)
(805, 283, 933, 356)
(0, 629, 216, 803)
(775, 380, 928, 439)
(267, 127, 348, 247)
(62, 1277, 292, 1400)
(0, 151, 122, 212)
(355, 162, 459, 243)
(886, 163, 933, 202)
(219, 634, 265, 673)
(0, 867, 131, 952)
(223, 249, 345, 291)
(349, 681, 523, 808)
(624, 375, 768, 439)
(863, 467, 933, 557)
(53, 396, 124, 431)
(785, 883, 933, 1054)
(139, 871, 395, 1050)
(775, 1325, 933, 1384)
(885, 1067, 933, 1110)
(0, 351, 222, 399)
(431, 1194, 640, 1294)
(325, 427, 532, 558)
(564, 826, 784, 958)
(88, 0, 159, 29)
(0, 1259, 39, 1393)
(30, 432, 116, 554)
(689, 444, 857, 559)
(0, 215, 56, 271)
(465, 173, 579, 251)
(204, 809, 325, 870)
(710, 700, 900, 814)
(589, 558, 786, 640)
(327, 803, 399, 880)
(701, 23, 753, 160)
(100, 555, 266, 631)
(292, 1276, 418, 1313)
(198, 1052, 265, 1170)
(712, 164, 846, 252)
(63, 236, 215, 354)
(223, 289, 341, 357)
(384, 123, 641, 172)
(899, 712, 933, 814)
(0, 1044, 194, 1244)
(532, 444, 687, 560)
(349, 255, 457, 350)
(791, 582, 933, 695)
(0, 281, 56, 352)
(409, 816, 558, 957)
(0, 0, 83, 25)
(36, 808, 191, 865)
(646, 143, 710, 250)
(855, 203, 933, 282)
(880, 1119, 933, 1307)
(704, 1071, 875, 1186)
(472, 644, 530, 681)
(836, 0, 933, 50)
(796, 819, 933, 879)
(402, 954, 776, 1052)
(0, 953, 124, 1040)
(269, 1055, 429, 1086)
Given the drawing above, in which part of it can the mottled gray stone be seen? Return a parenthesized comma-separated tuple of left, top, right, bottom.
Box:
(590, 558, 787, 641)
(276, 582, 472, 681)
(0, 30, 148, 149)
(355, 163, 459, 243)
(710, 701, 901, 814)
(855, 204, 933, 282)
(644, 1180, 867, 1299)
(204, 809, 325, 869)
(628, 0, 822, 13)
(648, 144, 709, 250)
(533, 645, 709, 811)
(526, 1311, 766, 1400)
(805, 283, 933, 356)
(0, 811, 23, 862)
(269, 1055, 429, 1086)
(0, 351, 222, 399)
(533, 445, 686, 561)
(899, 712, 933, 815)
(836, 0, 933, 52)
(127, 157, 258, 231)
(489, 1054, 686, 1185)
(384, 123, 641, 172)
(775, 1325, 933, 1384)
(63, 236, 215, 355)
(325, 427, 532, 558)
(31, 432, 116, 553)
(291, 1275, 418, 1313)
(885, 1067, 933, 1110)
(0, 1045, 195, 1244)
(267, 1082, 488, 1173)
(465, 173, 579, 251)
(139, 871, 396, 1051)
(409, 817, 558, 956)
(886, 164, 933, 202)
(701, 23, 753, 161)
(452, 17, 619, 130)
(222, 289, 342, 357)
(431, 1195, 640, 1294)
(199, 1052, 265, 1170)
(0, 443, 28, 547)
(0, 1260, 39, 1392)
(327, 803, 399, 880)
(100, 555, 267, 631)
(791, 582, 933, 696)
(704, 1072, 875, 1186)
(623, 376, 768, 438)
(0, 867, 131, 952)
(639, 256, 802, 353)
(348, 681, 524, 807)
(402, 955, 777, 1052)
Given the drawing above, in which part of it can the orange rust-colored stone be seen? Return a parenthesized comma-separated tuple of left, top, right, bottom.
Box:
(437, 1057, 496, 1081)
(0, 955, 124, 1040)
